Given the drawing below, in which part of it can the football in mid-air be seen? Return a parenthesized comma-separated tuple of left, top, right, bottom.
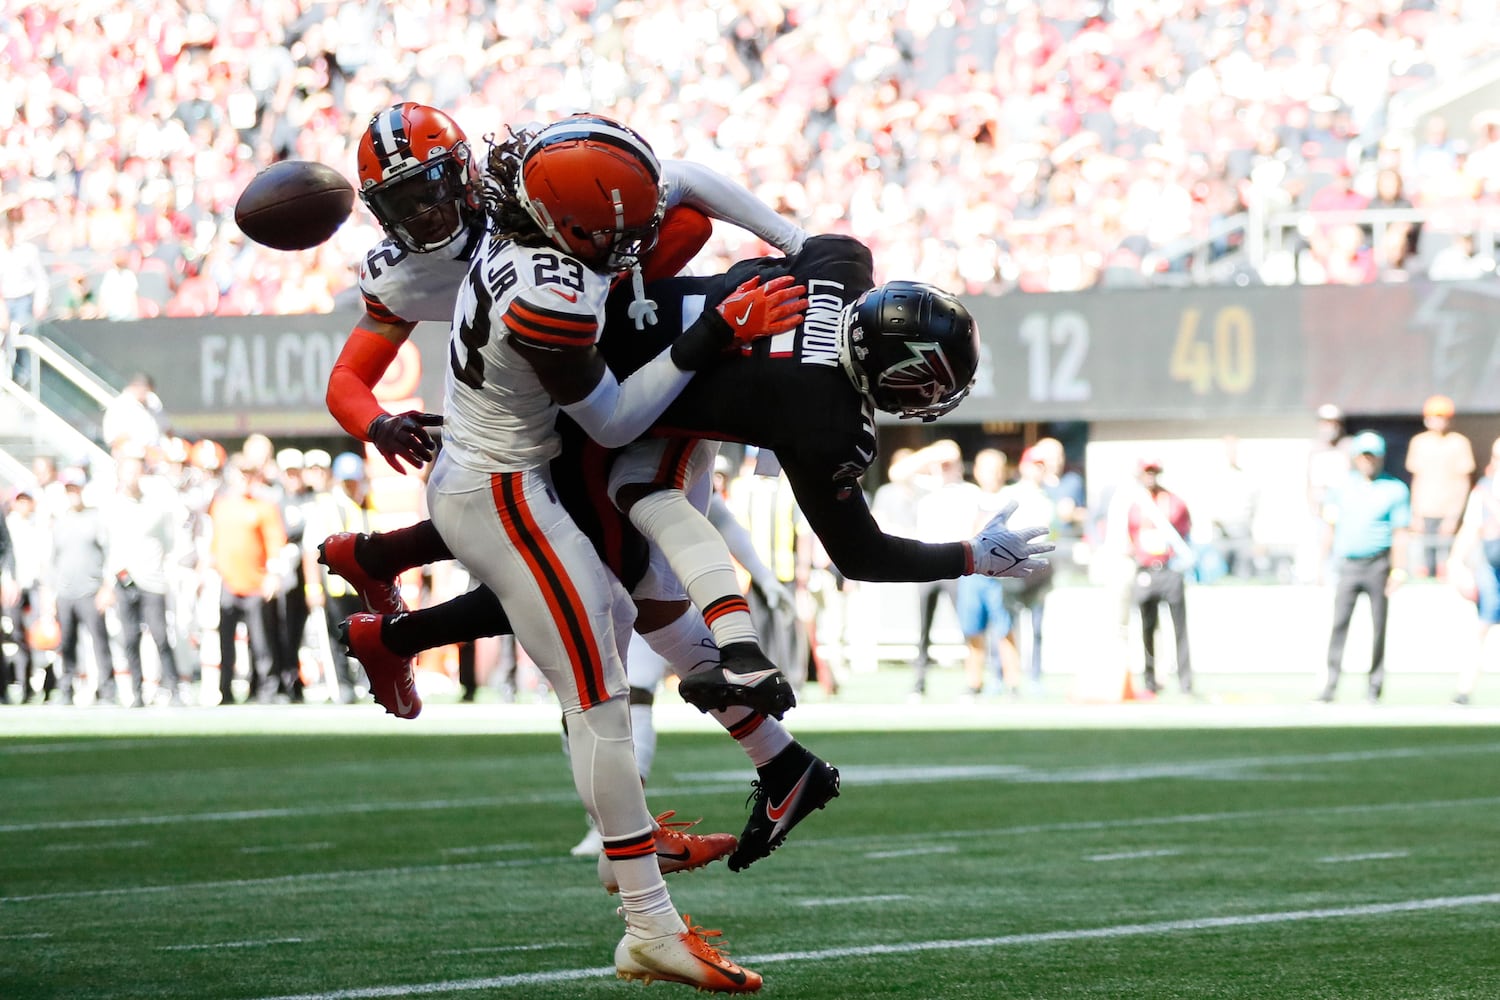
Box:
(234, 160, 355, 251)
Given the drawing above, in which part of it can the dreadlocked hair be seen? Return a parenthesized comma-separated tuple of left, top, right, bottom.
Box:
(480, 125, 548, 245)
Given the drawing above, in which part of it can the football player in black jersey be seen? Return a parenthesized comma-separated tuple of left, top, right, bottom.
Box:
(330, 230, 1053, 870)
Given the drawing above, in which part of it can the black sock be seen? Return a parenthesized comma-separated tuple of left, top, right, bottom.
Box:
(381, 586, 512, 657)
(362, 521, 451, 579)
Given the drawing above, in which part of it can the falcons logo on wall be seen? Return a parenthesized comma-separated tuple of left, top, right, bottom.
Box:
(877, 342, 956, 404)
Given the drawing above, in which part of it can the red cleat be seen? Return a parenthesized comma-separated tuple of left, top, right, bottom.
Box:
(318, 533, 406, 615)
(615, 914, 762, 993)
(339, 614, 421, 719)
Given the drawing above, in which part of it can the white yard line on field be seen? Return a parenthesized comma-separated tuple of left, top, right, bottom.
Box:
(1317, 851, 1411, 863)
(1085, 848, 1183, 862)
(798, 894, 912, 907)
(244, 892, 1500, 1000)
(863, 846, 960, 859)
(158, 937, 305, 951)
(239, 842, 337, 855)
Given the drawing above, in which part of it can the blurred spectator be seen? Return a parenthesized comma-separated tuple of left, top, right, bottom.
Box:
(300, 451, 372, 705)
(100, 372, 168, 458)
(1122, 457, 1195, 697)
(1203, 435, 1261, 580)
(1426, 232, 1496, 281)
(5, 489, 51, 702)
(45, 468, 115, 705)
(1445, 435, 1500, 706)
(101, 451, 186, 706)
(997, 447, 1058, 691)
(1, 213, 49, 378)
(95, 251, 144, 321)
(908, 440, 977, 700)
(955, 448, 1014, 698)
(206, 452, 288, 705)
(1405, 394, 1475, 579)
(1318, 431, 1411, 704)
(1302, 403, 1353, 585)
(5, 2, 1500, 312)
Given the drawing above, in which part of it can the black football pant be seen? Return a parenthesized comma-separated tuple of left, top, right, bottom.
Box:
(1324, 551, 1392, 698)
(115, 586, 180, 698)
(1134, 566, 1192, 693)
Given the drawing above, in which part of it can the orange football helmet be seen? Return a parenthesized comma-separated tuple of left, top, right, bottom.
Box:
(357, 103, 482, 253)
(516, 114, 666, 272)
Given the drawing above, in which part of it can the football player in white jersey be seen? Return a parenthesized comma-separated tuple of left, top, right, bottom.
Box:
(328, 104, 802, 719)
(419, 112, 805, 993)
(323, 104, 847, 892)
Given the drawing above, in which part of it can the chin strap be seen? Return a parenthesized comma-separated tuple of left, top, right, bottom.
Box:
(626, 264, 658, 329)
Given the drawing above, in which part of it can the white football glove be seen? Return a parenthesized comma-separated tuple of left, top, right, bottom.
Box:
(966, 501, 1056, 579)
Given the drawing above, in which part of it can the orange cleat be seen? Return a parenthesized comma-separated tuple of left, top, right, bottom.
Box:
(318, 533, 406, 615)
(615, 914, 762, 993)
(339, 613, 421, 719)
(601, 811, 737, 894)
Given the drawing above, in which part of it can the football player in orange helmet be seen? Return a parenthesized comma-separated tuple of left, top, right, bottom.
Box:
(511, 113, 668, 272)
(355, 102, 483, 254)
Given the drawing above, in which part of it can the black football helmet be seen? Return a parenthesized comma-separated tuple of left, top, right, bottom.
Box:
(840, 281, 979, 421)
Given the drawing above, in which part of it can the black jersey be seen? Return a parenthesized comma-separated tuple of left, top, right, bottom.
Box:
(601, 235, 968, 583)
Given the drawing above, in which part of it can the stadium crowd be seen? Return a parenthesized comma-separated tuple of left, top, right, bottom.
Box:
(6, 0, 1500, 329)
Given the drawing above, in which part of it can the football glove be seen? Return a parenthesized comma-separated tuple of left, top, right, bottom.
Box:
(671, 274, 808, 370)
(368, 411, 443, 474)
(965, 501, 1055, 579)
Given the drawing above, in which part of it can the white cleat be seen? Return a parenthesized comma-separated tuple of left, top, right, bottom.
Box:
(615, 915, 762, 994)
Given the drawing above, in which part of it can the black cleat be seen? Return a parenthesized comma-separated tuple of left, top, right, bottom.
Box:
(727, 743, 840, 872)
(677, 642, 797, 720)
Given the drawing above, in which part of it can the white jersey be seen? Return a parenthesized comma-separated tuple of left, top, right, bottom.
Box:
(357, 233, 475, 325)
(440, 234, 614, 472)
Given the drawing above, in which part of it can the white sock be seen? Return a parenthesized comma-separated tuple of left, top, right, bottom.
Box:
(629, 490, 760, 647)
(641, 612, 793, 768)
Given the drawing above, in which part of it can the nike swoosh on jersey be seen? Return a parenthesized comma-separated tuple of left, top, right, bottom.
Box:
(551, 288, 580, 303)
(766, 770, 811, 824)
(734, 304, 754, 325)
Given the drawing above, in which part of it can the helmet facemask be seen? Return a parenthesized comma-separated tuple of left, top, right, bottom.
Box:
(840, 282, 979, 423)
(361, 148, 475, 253)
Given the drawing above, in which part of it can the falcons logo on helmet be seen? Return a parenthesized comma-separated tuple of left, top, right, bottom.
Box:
(877, 342, 956, 403)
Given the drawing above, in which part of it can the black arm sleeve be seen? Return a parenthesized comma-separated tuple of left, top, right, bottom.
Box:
(782, 457, 968, 583)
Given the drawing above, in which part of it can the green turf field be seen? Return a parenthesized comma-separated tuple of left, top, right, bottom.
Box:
(4, 720, 1499, 999)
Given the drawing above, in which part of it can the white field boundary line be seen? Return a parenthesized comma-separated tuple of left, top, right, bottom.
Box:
(8, 742, 1498, 836)
(247, 892, 1500, 1000)
(6, 794, 1497, 908)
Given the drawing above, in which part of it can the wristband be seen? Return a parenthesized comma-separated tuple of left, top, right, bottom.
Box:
(669, 308, 732, 371)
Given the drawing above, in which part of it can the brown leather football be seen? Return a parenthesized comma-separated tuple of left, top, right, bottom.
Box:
(234, 160, 354, 251)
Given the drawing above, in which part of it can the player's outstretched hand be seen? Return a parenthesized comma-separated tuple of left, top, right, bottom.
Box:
(368, 411, 443, 474)
(715, 275, 808, 345)
(966, 501, 1055, 578)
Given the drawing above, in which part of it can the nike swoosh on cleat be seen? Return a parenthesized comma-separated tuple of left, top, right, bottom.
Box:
(393, 686, 414, 716)
(725, 668, 782, 687)
(655, 846, 693, 862)
(734, 304, 753, 325)
(766, 770, 812, 824)
(693, 954, 748, 986)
